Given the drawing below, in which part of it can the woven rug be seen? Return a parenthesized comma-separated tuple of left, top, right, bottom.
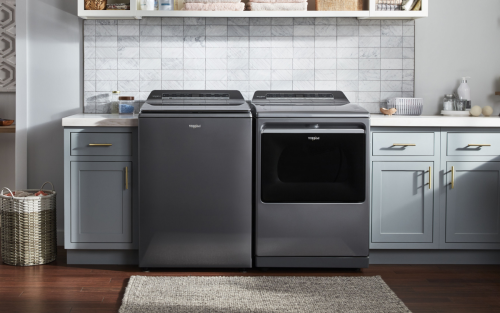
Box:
(119, 275, 411, 313)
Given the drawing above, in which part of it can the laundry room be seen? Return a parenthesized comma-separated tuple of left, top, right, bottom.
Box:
(1, 0, 500, 312)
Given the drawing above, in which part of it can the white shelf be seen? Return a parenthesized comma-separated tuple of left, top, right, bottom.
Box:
(78, 0, 427, 19)
(79, 11, 373, 19)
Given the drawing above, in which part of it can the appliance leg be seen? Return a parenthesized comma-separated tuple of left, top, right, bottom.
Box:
(141, 267, 150, 272)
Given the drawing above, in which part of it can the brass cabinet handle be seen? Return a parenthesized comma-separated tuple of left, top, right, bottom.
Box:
(88, 144, 113, 147)
(451, 166, 455, 189)
(467, 144, 491, 147)
(125, 167, 129, 190)
(393, 143, 416, 147)
(429, 166, 432, 190)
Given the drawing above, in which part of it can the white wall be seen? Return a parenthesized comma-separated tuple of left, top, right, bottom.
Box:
(415, 0, 500, 115)
(23, 0, 81, 242)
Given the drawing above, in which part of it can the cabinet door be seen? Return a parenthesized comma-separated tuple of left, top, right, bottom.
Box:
(446, 162, 500, 243)
(70, 162, 132, 243)
(372, 162, 434, 243)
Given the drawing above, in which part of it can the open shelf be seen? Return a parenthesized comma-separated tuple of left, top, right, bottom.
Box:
(0, 125, 15, 134)
(78, 0, 427, 19)
(79, 9, 371, 19)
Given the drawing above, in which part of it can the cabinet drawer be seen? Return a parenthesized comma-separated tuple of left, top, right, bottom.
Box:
(372, 132, 434, 156)
(70, 132, 132, 156)
(447, 133, 500, 156)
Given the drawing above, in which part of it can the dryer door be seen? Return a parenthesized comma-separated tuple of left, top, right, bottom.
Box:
(261, 126, 366, 203)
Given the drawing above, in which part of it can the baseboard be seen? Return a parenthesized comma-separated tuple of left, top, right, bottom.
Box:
(370, 250, 500, 264)
(67, 249, 138, 265)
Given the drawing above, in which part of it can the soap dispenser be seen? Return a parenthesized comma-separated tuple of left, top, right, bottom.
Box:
(457, 77, 471, 110)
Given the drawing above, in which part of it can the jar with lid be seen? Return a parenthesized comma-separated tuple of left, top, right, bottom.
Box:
(111, 91, 120, 114)
(119, 96, 135, 114)
(443, 94, 455, 111)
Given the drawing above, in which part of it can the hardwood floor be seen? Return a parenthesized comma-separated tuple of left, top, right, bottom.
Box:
(0, 247, 499, 313)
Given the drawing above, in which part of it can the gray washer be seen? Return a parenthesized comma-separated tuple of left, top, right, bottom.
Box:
(139, 90, 253, 268)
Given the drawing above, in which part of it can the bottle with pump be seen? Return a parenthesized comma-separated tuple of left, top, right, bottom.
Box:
(457, 77, 471, 110)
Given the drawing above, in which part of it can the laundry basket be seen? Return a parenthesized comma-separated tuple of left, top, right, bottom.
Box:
(316, 0, 366, 11)
(0, 182, 57, 266)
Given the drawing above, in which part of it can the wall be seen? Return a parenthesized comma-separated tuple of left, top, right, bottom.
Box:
(23, 0, 81, 243)
(415, 0, 500, 115)
(83, 17, 415, 114)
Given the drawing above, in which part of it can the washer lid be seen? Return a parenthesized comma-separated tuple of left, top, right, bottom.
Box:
(140, 90, 251, 113)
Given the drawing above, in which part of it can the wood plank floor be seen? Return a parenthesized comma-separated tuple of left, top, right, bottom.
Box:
(0, 247, 499, 313)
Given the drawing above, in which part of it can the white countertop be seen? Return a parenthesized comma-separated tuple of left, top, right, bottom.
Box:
(62, 114, 138, 127)
(62, 113, 500, 128)
(370, 115, 500, 127)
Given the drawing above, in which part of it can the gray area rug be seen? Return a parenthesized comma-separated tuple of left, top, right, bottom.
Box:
(120, 275, 411, 313)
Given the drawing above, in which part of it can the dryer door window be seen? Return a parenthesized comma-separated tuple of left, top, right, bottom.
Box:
(261, 132, 366, 203)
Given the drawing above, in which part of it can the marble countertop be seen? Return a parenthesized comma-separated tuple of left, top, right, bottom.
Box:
(370, 115, 500, 127)
(62, 114, 138, 127)
(62, 113, 500, 128)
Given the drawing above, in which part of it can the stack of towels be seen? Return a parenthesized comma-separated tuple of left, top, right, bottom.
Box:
(183, 0, 245, 11)
(247, 0, 307, 11)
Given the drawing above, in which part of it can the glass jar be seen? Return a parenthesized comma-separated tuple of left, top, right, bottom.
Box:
(119, 96, 135, 114)
(111, 91, 120, 114)
(140, 0, 157, 10)
(443, 94, 454, 111)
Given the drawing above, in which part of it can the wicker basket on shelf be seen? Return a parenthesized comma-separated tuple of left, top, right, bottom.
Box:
(316, 0, 366, 11)
(84, 0, 107, 10)
(0, 182, 57, 266)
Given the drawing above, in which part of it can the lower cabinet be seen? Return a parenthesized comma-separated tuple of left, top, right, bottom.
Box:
(445, 162, 500, 244)
(372, 162, 434, 244)
(64, 127, 138, 257)
(70, 161, 132, 243)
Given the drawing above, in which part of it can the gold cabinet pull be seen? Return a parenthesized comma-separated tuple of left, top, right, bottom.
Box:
(393, 143, 416, 147)
(451, 166, 455, 189)
(467, 144, 491, 147)
(125, 167, 129, 190)
(428, 166, 432, 190)
(88, 144, 113, 147)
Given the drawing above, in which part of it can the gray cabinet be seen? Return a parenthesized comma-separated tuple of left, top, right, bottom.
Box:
(372, 162, 434, 243)
(70, 161, 132, 243)
(64, 128, 138, 260)
(445, 162, 500, 244)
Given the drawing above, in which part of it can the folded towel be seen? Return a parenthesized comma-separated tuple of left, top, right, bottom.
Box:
(184, 3, 245, 10)
(248, 0, 306, 2)
(247, 2, 307, 10)
(184, 0, 242, 3)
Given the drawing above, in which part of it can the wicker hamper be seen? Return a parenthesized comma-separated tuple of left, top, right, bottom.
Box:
(0, 182, 57, 266)
(316, 0, 366, 11)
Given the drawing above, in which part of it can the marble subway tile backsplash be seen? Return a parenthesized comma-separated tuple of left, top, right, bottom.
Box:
(84, 17, 415, 114)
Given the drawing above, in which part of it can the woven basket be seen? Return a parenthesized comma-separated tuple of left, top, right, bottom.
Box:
(84, 0, 107, 10)
(316, 0, 366, 11)
(0, 182, 57, 266)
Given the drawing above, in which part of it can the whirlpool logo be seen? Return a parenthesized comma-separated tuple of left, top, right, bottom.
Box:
(189, 125, 201, 129)
(308, 137, 320, 141)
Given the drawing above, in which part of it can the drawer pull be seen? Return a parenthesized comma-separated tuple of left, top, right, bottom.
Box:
(451, 166, 455, 189)
(125, 167, 129, 190)
(88, 144, 113, 147)
(392, 143, 416, 147)
(467, 144, 491, 147)
(428, 167, 432, 190)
